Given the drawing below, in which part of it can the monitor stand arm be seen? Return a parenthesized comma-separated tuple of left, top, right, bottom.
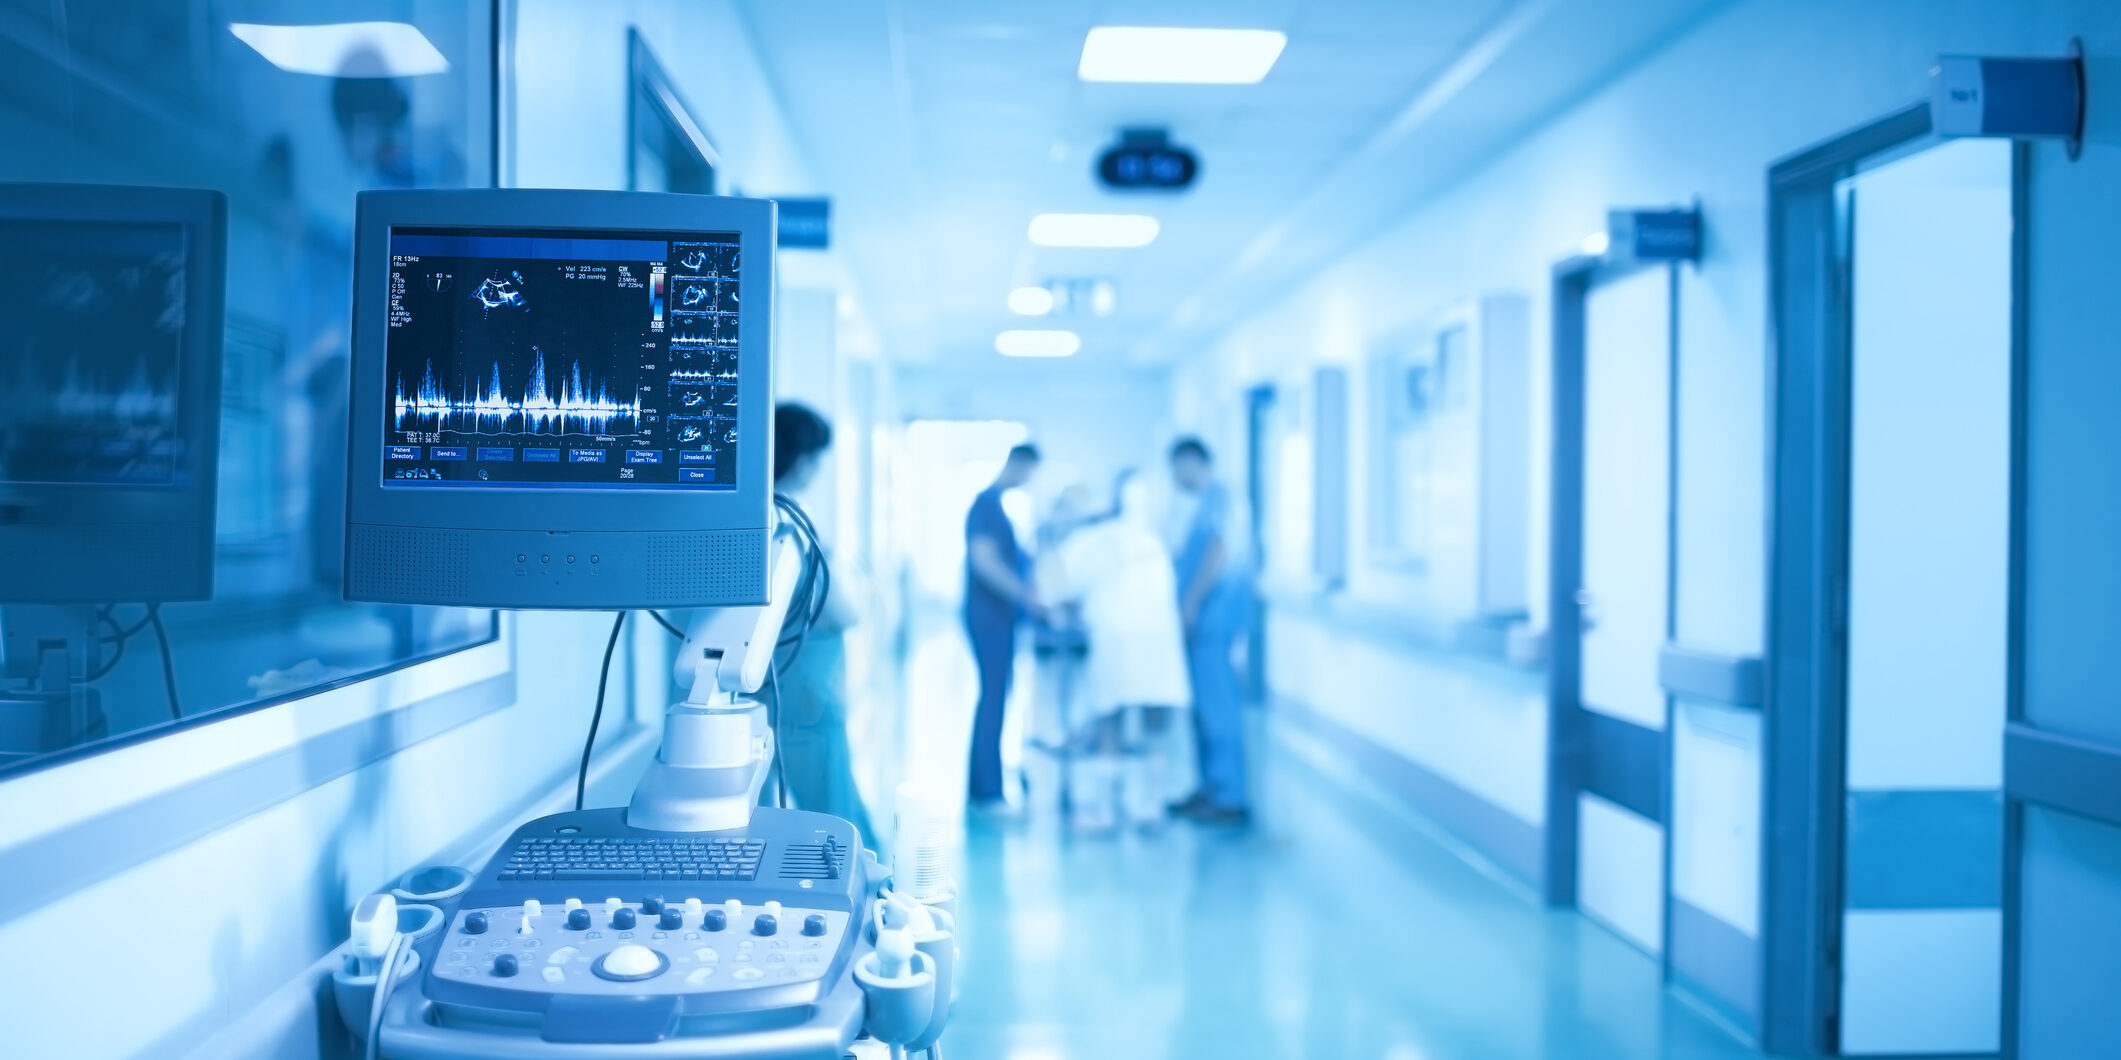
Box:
(627, 533, 804, 832)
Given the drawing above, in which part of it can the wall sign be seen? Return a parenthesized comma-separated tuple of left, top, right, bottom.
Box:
(1096, 129, 1198, 192)
(776, 198, 830, 249)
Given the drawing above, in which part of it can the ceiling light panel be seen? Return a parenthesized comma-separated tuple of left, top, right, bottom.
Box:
(995, 330, 1081, 358)
(1027, 213, 1160, 248)
(1078, 27, 1287, 85)
(230, 21, 449, 77)
(1007, 286, 1056, 316)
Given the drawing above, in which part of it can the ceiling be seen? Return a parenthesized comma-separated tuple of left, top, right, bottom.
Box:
(737, 0, 1728, 369)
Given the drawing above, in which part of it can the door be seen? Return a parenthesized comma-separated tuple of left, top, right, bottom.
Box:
(1834, 137, 2012, 1056)
(1574, 265, 1675, 954)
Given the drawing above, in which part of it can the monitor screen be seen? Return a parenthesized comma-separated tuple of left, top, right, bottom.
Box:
(382, 226, 741, 491)
(0, 220, 189, 488)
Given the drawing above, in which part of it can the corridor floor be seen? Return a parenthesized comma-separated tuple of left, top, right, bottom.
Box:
(938, 717, 1772, 1060)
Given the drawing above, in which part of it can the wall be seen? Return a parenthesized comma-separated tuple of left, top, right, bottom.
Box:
(0, 613, 669, 1060)
(1170, 0, 2119, 1036)
(0, 5, 840, 1057)
(892, 363, 1177, 516)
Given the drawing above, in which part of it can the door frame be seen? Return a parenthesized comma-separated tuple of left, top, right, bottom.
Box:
(1544, 253, 1682, 909)
(1761, 100, 2030, 1056)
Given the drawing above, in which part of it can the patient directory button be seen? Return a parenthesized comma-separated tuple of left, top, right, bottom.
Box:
(386, 445, 419, 461)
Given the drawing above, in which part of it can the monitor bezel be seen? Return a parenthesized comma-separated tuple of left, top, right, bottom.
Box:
(346, 190, 774, 536)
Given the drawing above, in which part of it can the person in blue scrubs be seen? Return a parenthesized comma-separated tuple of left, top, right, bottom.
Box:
(1168, 437, 1251, 826)
(964, 443, 1042, 809)
(767, 403, 875, 843)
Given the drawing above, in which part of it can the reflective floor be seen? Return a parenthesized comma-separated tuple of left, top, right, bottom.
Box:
(869, 613, 1774, 1058)
(939, 719, 1767, 1059)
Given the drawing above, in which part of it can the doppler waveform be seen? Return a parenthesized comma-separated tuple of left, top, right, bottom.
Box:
(5, 355, 178, 426)
(394, 346, 640, 436)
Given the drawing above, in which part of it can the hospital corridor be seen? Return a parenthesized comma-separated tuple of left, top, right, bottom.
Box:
(2, 1, 2119, 1058)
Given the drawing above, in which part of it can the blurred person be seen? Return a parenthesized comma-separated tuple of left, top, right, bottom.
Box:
(1168, 437, 1251, 827)
(767, 403, 875, 842)
(964, 443, 1042, 810)
(1041, 471, 1192, 832)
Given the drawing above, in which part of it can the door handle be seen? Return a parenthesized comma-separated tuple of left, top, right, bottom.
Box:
(1575, 588, 1598, 632)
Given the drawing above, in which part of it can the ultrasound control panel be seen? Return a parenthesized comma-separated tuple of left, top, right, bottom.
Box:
(417, 805, 870, 1035)
(438, 896, 851, 995)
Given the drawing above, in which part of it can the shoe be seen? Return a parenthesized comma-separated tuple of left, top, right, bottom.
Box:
(967, 797, 1023, 820)
(1168, 791, 1214, 817)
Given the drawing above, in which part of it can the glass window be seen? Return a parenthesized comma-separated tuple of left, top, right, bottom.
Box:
(0, 3, 499, 776)
(1370, 324, 1468, 569)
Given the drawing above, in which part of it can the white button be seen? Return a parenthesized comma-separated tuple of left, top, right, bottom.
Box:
(723, 899, 742, 920)
(564, 898, 583, 911)
(604, 944, 661, 977)
(763, 900, 783, 920)
(693, 948, 719, 964)
(541, 967, 565, 984)
(686, 968, 715, 987)
(733, 966, 764, 981)
(523, 900, 542, 918)
(606, 897, 624, 914)
(517, 915, 535, 935)
(685, 898, 703, 918)
(547, 946, 578, 966)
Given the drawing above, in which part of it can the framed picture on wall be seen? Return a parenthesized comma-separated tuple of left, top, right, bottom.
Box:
(627, 29, 720, 194)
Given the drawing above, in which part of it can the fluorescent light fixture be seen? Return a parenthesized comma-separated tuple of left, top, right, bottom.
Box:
(1007, 286, 1056, 316)
(1078, 27, 1287, 84)
(1027, 213, 1160, 248)
(995, 330, 1081, 358)
(229, 21, 449, 77)
(1087, 279, 1118, 317)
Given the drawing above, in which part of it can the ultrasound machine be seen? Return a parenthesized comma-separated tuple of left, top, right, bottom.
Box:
(331, 190, 954, 1060)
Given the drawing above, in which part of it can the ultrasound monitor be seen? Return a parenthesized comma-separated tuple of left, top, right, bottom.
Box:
(343, 191, 776, 609)
(0, 184, 227, 605)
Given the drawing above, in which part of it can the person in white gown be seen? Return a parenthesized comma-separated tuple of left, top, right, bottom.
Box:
(1040, 471, 1192, 831)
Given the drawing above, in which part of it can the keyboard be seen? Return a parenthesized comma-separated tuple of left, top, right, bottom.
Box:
(495, 835, 767, 882)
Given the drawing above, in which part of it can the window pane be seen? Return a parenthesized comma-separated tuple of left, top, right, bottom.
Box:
(0, 2, 498, 776)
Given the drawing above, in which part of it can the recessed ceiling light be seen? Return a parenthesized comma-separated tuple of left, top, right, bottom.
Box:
(230, 21, 449, 77)
(995, 330, 1081, 358)
(1007, 286, 1056, 316)
(1027, 213, 1160, 248)
(1078, 27, 1287, 85)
